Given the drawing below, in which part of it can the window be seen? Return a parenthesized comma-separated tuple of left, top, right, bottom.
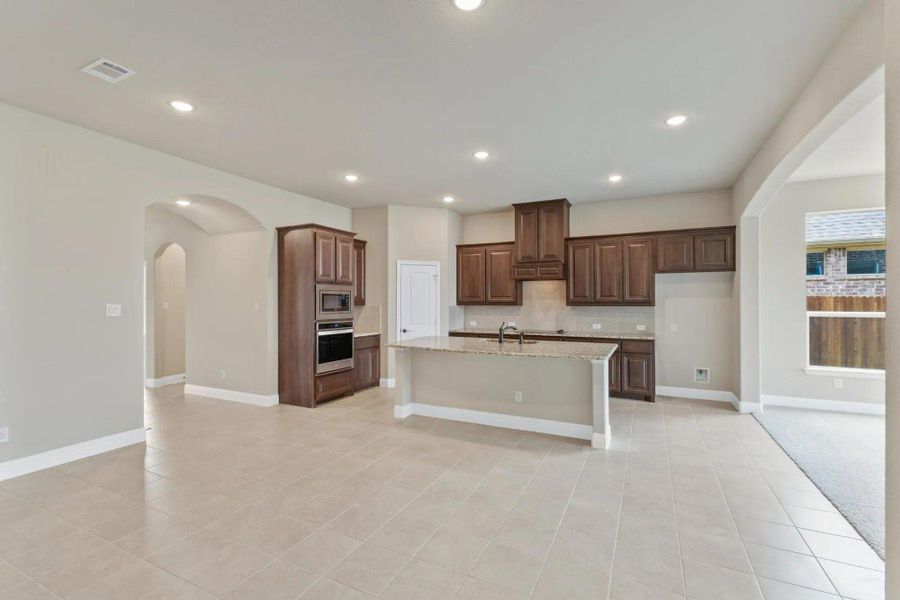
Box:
(806, 252, 825, 276)
(847, 249, 886, 275)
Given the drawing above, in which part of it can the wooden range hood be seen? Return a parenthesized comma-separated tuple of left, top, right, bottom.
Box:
(511, 198, 570, 280)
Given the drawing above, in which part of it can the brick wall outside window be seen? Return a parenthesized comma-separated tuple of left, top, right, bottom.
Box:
(806, 246, 885, 296)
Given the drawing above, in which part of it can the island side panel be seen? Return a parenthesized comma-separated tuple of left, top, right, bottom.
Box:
(407, 351, 593, 435)
(591, 358, 611, 449)
(394, 348, 413, 418)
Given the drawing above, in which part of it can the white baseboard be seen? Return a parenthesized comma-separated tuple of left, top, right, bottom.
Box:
(144, 373, 186, 388)
(0, 428, 146, 482)
(394, 402, 593, 441)
(394, 404, 413, 418)
(656, 385, 739, 405)
(762, 394, 885, 415)
(184, 384, 278, 407)
(380, 378, 396, 388)
(736, 401, 763, 414)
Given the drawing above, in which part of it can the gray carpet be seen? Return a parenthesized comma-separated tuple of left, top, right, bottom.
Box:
(754, 406, 885, 558)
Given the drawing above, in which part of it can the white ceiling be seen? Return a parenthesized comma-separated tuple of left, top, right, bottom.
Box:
(789, 95, 885, 183)
(0, 0, 866, 214)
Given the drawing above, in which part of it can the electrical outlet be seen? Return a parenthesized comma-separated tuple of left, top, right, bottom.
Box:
(0, 427, 8, 444)
(669, 323, 678, 332)
(105, 303, 122, 317)
(162, 301, 169, 311)
(592, 323, 602, 330)
(514, 390, 523, 403)
(220, 369, 227, 379)
(834, 378, 843, 389)
(694, 368, 710, 384)
(254, 302, 260, 312)
(636, 324, 647, 331)
(469, 320, 477, 327)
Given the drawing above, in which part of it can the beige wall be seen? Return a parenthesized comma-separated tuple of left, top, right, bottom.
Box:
(0, 100, 349, 464)
(153, 243, 186, 378)
(762, 175, 886, 404)
(732, 0, 885, 407)
(458, 190, 737, 394)
(884, 0, 898, 588)
(386, 206, 462, 377)
(352, 206, 389, 377)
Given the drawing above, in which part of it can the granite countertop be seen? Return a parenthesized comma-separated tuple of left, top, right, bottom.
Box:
(390, 336, 617, 361)
(354, 332, 380, 338)
(449, 327, 655, 341)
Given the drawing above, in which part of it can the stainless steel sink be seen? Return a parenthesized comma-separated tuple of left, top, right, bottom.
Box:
(480, 339, 538, 345)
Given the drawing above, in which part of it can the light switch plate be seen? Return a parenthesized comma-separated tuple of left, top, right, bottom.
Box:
(636, 324, 647, 331)
(106, 304, 122, 317)
(0, 427, 8, 444)
(508, 321, 516, 327)
(469, 320, 477, 327)
(669, 324, 678, 332)
(592, 323, 602, 330)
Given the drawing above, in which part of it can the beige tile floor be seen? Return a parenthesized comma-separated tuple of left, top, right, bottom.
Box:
(0, 385, 885, 600)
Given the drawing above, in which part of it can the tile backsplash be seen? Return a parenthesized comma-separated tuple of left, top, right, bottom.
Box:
(461, 280, 654, 334)
(353, 304, 382, 334)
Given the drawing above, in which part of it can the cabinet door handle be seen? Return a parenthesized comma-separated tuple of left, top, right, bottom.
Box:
(401, 328, 409, 333)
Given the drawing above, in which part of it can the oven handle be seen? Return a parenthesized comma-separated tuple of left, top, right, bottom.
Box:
(317, 329, 354, 336)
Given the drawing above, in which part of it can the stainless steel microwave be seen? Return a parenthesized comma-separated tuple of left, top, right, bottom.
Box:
(316, 284, 352, 320)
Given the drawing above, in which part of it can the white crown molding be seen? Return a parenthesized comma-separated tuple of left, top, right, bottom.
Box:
(183, 384, 278, 407)
(144, 373, 186, 388)
(394, 402, 593, 441)
(762, 394, 885, 415)
(0, 428, 146, 482)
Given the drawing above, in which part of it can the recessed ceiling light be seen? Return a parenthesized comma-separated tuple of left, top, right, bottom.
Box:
(344, 174, 359, 183)
(666, 114, 687, 127)
(175, 199, 192, 207)
(454, 0, 485, 10)
(443, 196, 455, 203)
(608, 174, 623, 183)
(169, 100, 194, 113)
(474, 150, 490, 160)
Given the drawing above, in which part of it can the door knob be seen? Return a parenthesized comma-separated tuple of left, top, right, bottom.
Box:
(401, 328, 409, 333)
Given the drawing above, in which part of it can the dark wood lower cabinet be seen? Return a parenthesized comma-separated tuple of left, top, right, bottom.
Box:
(315, 369, 355, 404)
(354, 334, 380, 391)
(621, 353, 654, 400)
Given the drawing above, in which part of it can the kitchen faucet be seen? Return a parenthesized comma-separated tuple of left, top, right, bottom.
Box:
(498, 322, 519, 344)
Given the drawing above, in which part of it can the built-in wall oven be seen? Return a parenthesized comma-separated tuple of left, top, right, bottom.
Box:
(316, 320, 354, 374)
(316, 284, 352, 321)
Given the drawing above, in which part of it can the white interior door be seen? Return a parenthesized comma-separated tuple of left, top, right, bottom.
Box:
(398, 261, 439, 341)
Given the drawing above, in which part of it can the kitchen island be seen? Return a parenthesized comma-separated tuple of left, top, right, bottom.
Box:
(389, 336, 617, 449)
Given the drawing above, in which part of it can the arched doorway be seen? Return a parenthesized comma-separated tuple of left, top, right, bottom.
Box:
(146, 243, 186, 387)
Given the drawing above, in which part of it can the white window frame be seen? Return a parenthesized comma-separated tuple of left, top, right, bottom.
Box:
(804, 310, 886, 379)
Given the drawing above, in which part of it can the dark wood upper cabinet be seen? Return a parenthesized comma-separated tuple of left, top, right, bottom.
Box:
(457, 246, 486, 304)
(335, 234, 354, 285)
(512, 199, 570, 280)
(622, 236, 654, 304)
(657, 233, 695, 273)
(485, 245, 520, 304)
(353, 239, 366, 306)
(594, 238, 624, 303)
(514, 205, 540, 263)
(457, 243, 521, 305)
(315, 230, 336, 283)
(695, 228, 736, 271)
(537, 202, 567, 262)
(566, 240, 594, 305)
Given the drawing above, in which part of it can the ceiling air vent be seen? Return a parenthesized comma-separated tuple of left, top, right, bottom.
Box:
(80, 58, 135, 83)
